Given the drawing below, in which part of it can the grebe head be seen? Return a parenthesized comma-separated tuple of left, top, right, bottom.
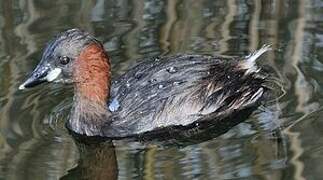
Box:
(20, 29, 112, 136)
(19, 28, 110, 90)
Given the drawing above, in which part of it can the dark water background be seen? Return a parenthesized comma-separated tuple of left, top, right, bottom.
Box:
(1, 0, 323, 179)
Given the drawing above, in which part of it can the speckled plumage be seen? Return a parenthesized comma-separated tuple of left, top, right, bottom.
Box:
(103, 54, 267, 137)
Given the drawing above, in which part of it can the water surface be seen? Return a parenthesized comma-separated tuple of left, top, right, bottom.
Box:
(1, 0, 323, 179)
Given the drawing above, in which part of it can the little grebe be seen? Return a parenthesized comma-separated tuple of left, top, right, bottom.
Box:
(19, 29, 271, 138)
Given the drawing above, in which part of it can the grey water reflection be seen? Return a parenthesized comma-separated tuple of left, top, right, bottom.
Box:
(0, 0, 323, 179)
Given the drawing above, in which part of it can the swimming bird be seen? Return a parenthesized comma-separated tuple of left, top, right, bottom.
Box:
(19, 29, 271, 138)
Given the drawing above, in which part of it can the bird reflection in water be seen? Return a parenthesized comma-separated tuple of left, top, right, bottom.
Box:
(60, 136, 118, 180)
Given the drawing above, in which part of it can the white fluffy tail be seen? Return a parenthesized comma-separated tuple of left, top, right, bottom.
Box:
(241, 44, 272, 73)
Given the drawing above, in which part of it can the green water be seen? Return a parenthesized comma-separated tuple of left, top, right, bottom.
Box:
(1, 0, 323, 179)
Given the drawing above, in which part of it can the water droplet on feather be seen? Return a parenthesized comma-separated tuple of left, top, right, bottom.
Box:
(148, 79, 157, 83)
(166, 67, 177, 73)
(154, 57, 161, 61)
(173, 81, 183, 85)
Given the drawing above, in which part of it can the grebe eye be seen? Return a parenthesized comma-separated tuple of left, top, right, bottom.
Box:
(59, 56, 70, 65)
